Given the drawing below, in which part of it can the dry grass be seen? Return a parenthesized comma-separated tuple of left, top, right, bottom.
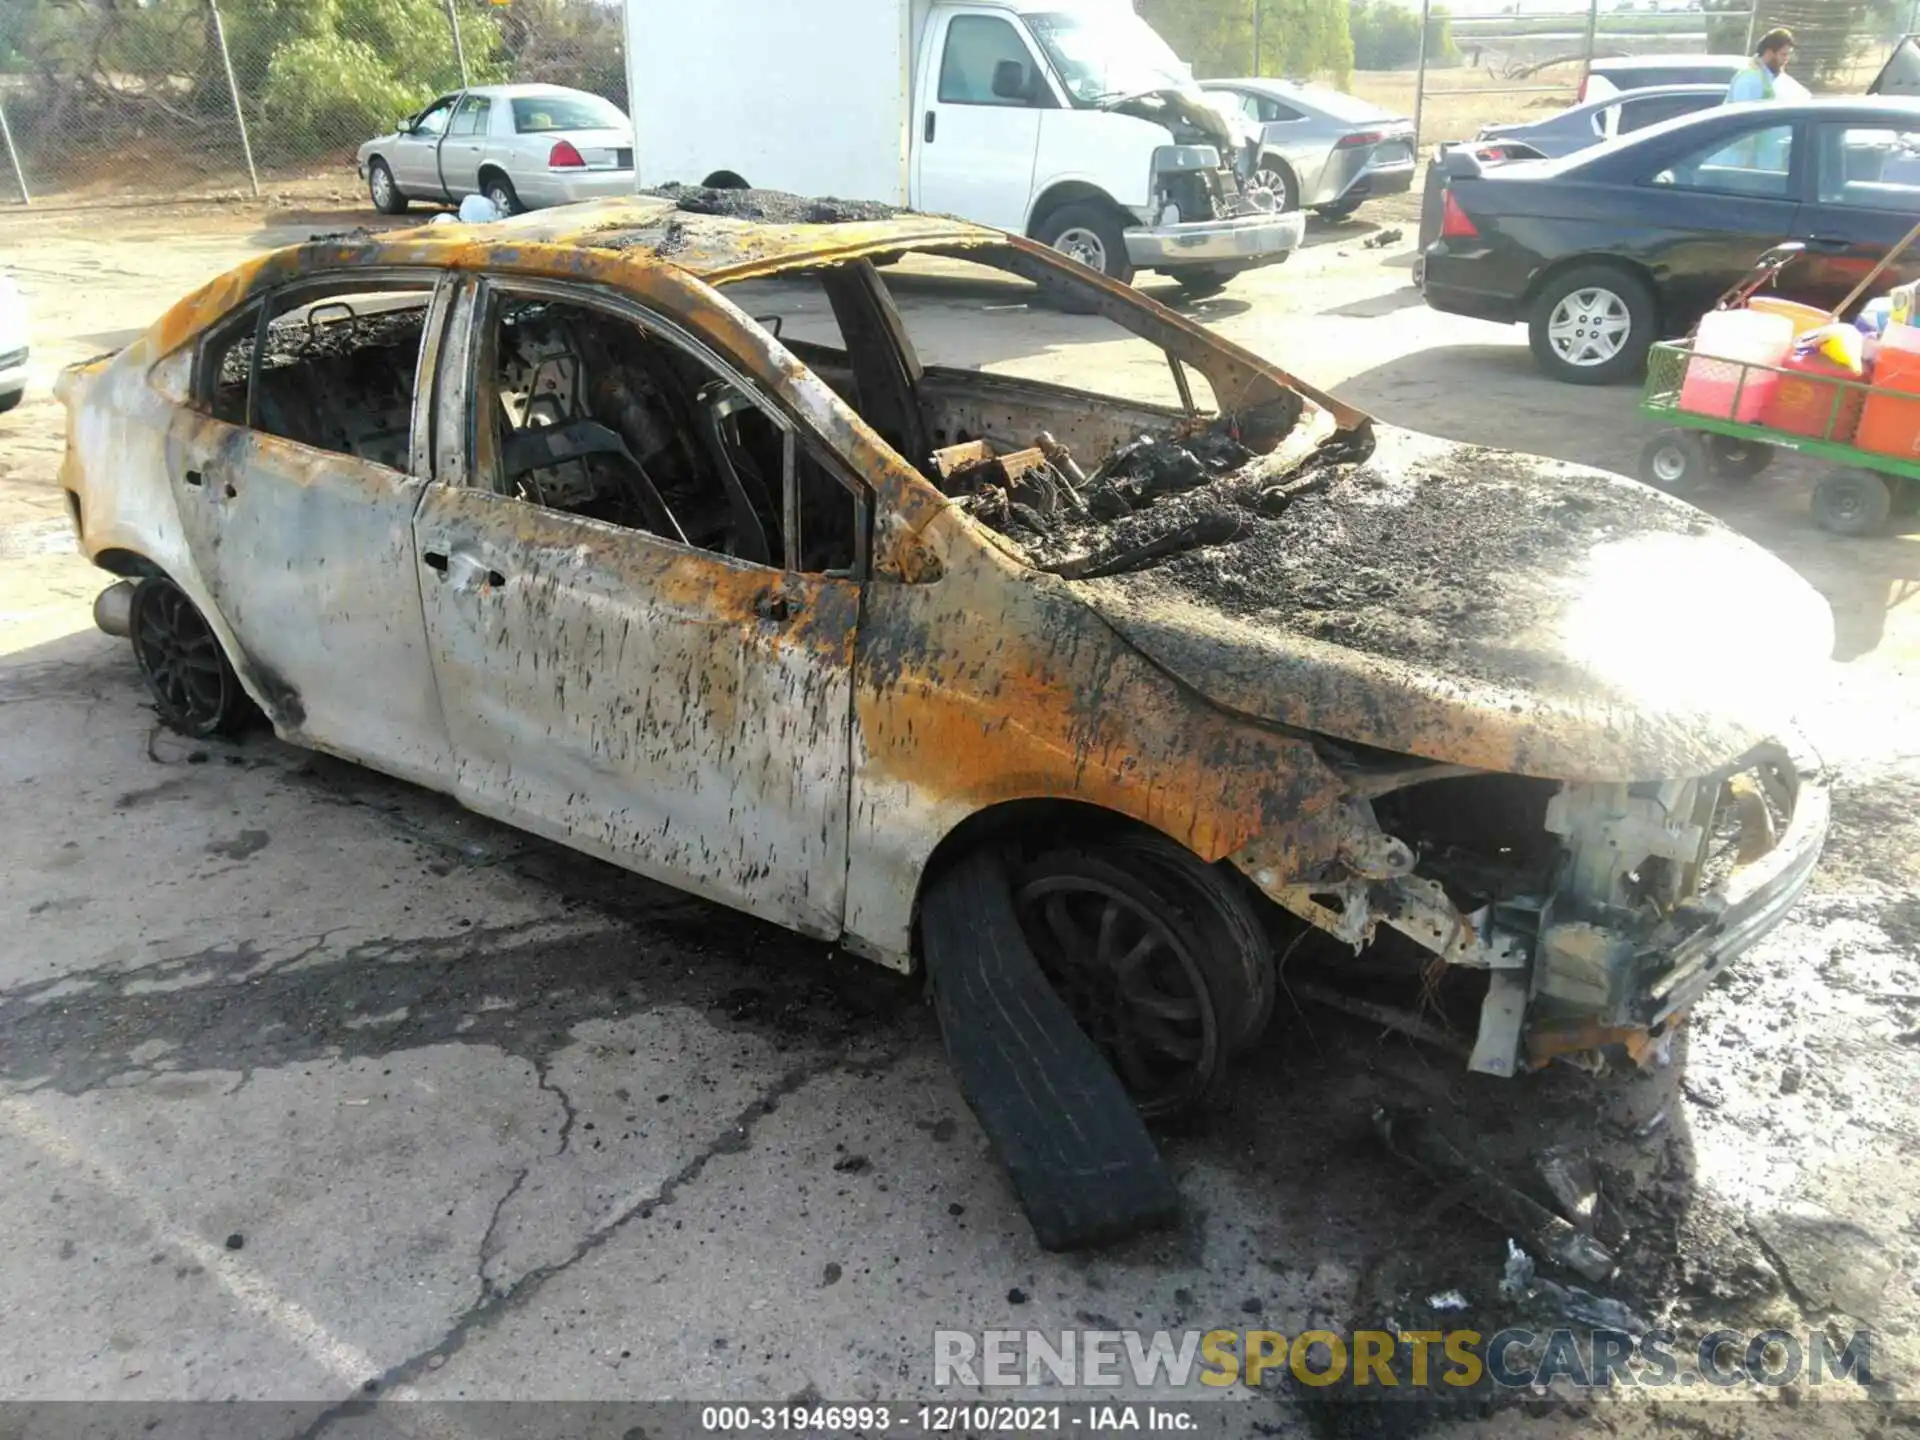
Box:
(1349, 65, 1585, 145)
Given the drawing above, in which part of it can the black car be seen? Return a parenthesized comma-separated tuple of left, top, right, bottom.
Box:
(1421, 97, 1920, 383)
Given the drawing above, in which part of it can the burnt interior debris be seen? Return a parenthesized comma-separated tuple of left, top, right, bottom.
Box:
(643, 185, 903, 226)
(217, 305, 428, 471)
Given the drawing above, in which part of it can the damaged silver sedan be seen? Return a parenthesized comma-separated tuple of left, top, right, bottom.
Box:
(56, 193, 1829, 1136)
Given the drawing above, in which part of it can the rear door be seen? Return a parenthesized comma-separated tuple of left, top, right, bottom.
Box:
(913, 9, 1044, 231)
(1794, 119, 1920, 308)
(438, 93, 493, 198)
(167, 274, 456, 783)
(413, 274, 866, 937)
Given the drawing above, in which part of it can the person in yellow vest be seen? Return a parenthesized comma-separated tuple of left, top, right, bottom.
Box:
(1726, 28, 1796, 104)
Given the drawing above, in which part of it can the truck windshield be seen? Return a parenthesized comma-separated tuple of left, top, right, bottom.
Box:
(1024, 10, 1191, 105)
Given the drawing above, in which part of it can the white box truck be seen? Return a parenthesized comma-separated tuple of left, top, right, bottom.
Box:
(626, 0, 1305, 297)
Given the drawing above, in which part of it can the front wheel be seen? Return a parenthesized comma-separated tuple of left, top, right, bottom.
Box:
(1529, 264, 1656, 385)
(367, 158, 407, 215)
(1813, 469, 1892, 537)
(0, 388, 22, 415)
(1638, 430, 1708, 493)
(1173, 267, 1234, 300)
(1036, 203, 1136, 285)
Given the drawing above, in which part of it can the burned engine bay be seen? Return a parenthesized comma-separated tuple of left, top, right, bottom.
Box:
(936, 403, 1818, 1075)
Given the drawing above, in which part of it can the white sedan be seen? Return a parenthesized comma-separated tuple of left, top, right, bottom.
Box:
(356, 83, 635, 217)
(0, 269, 28, 413)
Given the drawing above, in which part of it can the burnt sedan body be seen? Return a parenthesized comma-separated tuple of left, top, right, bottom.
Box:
(1422, 97, 1920, 383)
(57, 194, 1827, 1109)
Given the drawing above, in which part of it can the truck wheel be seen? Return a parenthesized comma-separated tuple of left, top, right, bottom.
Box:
(367, 158, 408, 216)
(1036, 203, 1136, 286)
(1813, 469, 1892, 537)
(1173, 267, 1233, 300)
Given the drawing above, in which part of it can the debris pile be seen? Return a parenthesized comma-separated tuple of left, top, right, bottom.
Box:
(642, 184, 902, 225)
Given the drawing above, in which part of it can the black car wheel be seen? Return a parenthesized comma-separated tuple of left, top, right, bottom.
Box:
(129, 578, 254, 737)
(1638, 430, 1708, 493)
(1529, 264, 1656, 385)
(1812, 469, 1893, 537)
(1013, 850, 1226, 1118)
(367, 158, 408, 216)
(1706, 435, 1775, 480)
(1315, 197, 1363, 222)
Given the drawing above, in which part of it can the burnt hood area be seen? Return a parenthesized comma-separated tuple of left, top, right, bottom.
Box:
(947, 413, 1764, 712)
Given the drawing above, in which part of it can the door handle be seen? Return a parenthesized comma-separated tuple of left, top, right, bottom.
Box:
(925, 111, 937, 143)
(426, 549, 506, 590)
(184, 468, 204, 488)
(1805, 236, 1851, 252)
(754, 590, 792, 623)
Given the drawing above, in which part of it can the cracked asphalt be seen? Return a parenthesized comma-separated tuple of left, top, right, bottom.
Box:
(3, 196, 1919, 1436)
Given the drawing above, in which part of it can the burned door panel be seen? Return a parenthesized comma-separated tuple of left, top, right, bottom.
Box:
(164, 410, 454, 784)
(413, 483, 859, 937)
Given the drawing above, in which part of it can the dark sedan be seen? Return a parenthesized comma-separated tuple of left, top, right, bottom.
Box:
(1421, 97, 1920, 383)
(1475, 85, 1725, 160)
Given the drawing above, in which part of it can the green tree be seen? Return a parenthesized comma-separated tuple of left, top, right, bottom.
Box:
(1349, 0, 1457, 70)
(1142, 0, 1354, 83)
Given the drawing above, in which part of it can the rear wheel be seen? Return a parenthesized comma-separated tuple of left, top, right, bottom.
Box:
(1251, 158, 1299, 214)
(1638, 430, 1708, 493)
(129, 578, 254, 738)
(481, 171, 520, 217)
(1813, 468, 1892, 537)
(1529, 263, 1656, 385)
(367, 158, 407, 216)
(0, 389, 22, 415)
(1706, 435, 1775, 480)
(1315, 197, 1363, 222)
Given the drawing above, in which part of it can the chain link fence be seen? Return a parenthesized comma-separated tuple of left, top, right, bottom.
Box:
(1409, 0, 1904, 151)
(0, 0, 628, 207)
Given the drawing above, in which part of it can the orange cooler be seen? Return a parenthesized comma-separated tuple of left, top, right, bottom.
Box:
(1763, 350, 1865, 441)
(1857, 323, 1920, 460)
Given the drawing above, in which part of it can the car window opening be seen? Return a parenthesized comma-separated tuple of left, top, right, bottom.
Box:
(209, 289, 434, 472)
(481, 295, 859, 575)
(728, 248, 1321, 585)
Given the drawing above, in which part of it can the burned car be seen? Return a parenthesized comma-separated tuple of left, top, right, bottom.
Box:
(57, 194, 1829, 1130)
